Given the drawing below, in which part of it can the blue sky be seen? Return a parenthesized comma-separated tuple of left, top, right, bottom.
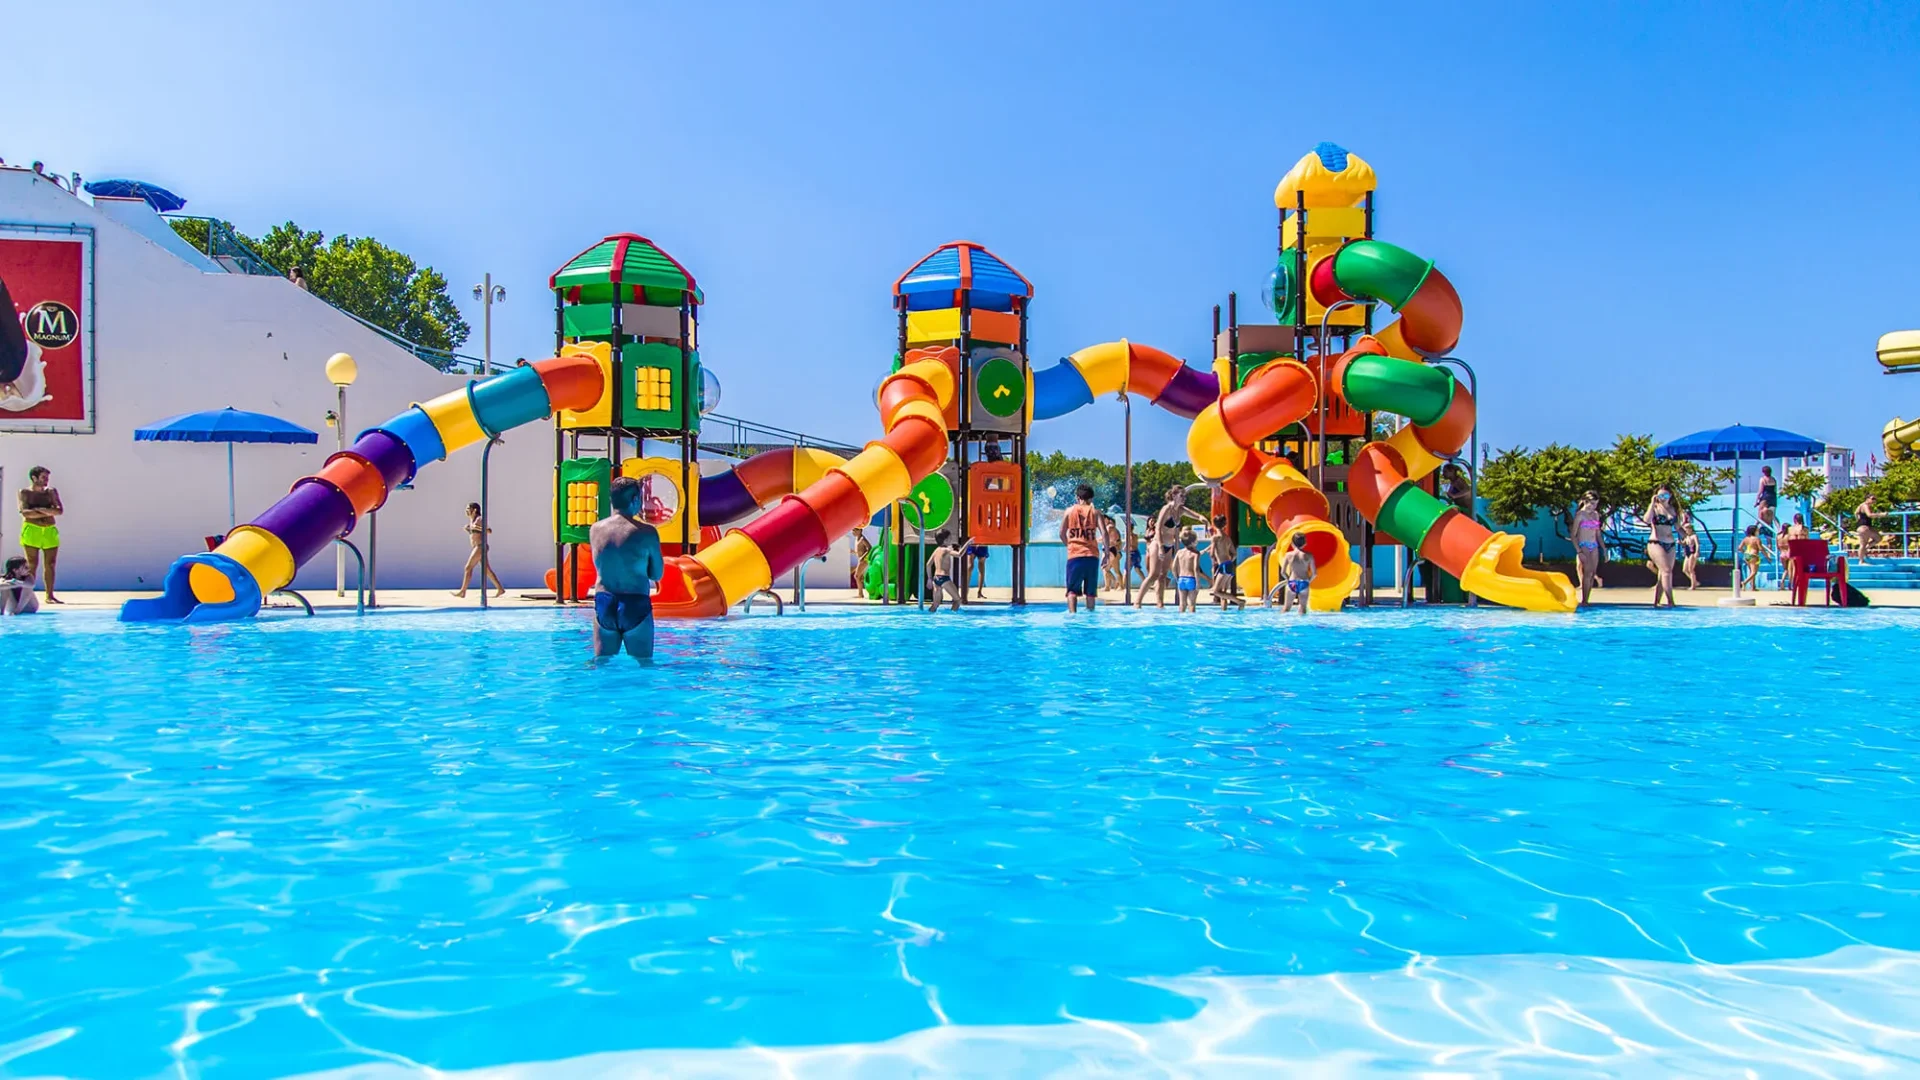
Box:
(12, 2, 1919, 464)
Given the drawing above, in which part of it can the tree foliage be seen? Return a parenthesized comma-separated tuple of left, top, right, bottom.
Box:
(1817, 460, 1920, 524)
(1479, 435, 1732, 534)
(1778, 468, 1826, 502)
(1027, 451, 1204, 519)
(168, 219, 470, 351)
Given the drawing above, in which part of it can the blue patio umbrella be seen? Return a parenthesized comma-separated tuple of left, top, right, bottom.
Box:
(1654, 424, 1824, 462)
(82, 179, 187, 213)
(1656, 424, 1825, 604)
(135, 407, 318, 530)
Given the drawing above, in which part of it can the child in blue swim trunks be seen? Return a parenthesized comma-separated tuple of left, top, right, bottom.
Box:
(1278, 531, 1314, 616)
(1172, 534, 1202, 613)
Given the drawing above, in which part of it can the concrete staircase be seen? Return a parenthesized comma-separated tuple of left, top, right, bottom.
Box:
(1845, 558, 1920, 589)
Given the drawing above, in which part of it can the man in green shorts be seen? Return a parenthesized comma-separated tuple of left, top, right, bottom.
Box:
(18, 466, 62, 604)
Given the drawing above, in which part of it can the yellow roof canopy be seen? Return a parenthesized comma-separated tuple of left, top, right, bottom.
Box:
(1274, 142, 1376, 209)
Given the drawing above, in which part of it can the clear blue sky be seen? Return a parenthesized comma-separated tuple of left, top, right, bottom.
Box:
(13, 2, 1919, 464)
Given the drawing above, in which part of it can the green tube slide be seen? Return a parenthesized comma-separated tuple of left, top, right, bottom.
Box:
(1375, 483, 1452, 552)
(1339, 352, 1456, 426)
(1332, 240, 1434, 309)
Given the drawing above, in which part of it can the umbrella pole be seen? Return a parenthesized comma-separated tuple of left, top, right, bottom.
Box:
(227, 442, 237, 532)
(1719, 458, 1753, 607)
(1730, 459, 1740, 602)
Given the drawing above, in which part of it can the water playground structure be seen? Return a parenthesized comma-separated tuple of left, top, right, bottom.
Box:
(120, 143, 1575, 623)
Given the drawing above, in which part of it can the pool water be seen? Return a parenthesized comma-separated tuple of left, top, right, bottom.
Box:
(3, 605, 1918, 1077)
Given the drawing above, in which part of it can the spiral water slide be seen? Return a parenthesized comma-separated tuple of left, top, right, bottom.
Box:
(1314, 240, 1575, 612)
(122, 354, 610, 623)
(1032, 341, 1364, 609)
(1185, 360, 1363, 610)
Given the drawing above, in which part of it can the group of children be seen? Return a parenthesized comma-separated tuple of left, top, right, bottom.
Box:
(1123, 486, 1315, 614)
(871, 483, 1325, 615)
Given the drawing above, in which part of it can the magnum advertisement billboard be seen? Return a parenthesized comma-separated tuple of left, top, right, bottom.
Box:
(1, 226, 94, 433)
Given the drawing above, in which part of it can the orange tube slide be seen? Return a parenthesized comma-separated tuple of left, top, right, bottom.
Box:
(650, 358, 954, 618)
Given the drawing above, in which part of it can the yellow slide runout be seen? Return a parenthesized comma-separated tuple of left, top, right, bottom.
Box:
(697, 530, 773, 607)
(1458, 532, 1578, 612)
(191, 526, 298, 603)
(420, 388, 486, 454)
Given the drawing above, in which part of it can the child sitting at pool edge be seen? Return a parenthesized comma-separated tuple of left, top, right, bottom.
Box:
(2, 556, 40, 616)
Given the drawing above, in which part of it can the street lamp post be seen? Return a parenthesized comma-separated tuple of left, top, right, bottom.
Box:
(472, 275, 506, 376)
(325, 351, 358, 596)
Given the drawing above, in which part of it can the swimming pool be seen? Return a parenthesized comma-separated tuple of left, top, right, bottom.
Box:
(3, 605, 1917, 1077)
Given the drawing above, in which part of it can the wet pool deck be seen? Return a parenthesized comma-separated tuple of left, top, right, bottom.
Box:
(37, 584, 1920, 614)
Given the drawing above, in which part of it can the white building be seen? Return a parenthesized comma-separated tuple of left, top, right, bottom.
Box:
(0, 167, 559, 592)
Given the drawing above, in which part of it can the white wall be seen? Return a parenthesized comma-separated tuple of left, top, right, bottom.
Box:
(0, 171, 558, 591)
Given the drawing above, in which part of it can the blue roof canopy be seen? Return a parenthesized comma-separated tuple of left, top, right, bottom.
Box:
(1655, 424, 1824, 462)
(894, 242, 1032, 312)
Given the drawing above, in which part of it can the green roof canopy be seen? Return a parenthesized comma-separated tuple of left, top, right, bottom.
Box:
(550, 234, 703, 305)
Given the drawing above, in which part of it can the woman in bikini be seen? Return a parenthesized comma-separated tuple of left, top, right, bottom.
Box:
(1134, 486, 1196, 609)
(452, 502, 505, 598)
(1644, 483, 1679, 608)
(1571, 491, 1604, 606)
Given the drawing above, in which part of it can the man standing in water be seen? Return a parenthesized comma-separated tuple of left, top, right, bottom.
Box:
(590, 477, 664, 662)
(1060, 484, 1102, 613)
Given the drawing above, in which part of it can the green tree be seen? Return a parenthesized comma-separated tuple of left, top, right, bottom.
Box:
(1817, 459, 1920, 526)
(1778, 468, 1826, 502)
(1027, 451, 1205, 520)
(168, 218, 470, 351)
(1479, 434, 1731, 536)
(1480, 442, 1606, 530)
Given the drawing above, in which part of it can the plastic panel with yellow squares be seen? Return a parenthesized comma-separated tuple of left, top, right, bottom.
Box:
(556, 457, 612, 544)
(619, 342, 699, 430)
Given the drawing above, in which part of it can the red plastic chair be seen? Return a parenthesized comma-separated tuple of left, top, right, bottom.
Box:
(1786, 538, 1847, 606)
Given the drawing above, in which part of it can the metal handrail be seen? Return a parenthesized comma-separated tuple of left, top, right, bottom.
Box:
(479, 436, 498, 609)
(1428, 356, 1480, 606)
(701, 411, 860, 456)
(269, 588, 314, 615)
(164, 215, 282, 276)
(740, 588, 784, 615)
(333, 538, 366, 615)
